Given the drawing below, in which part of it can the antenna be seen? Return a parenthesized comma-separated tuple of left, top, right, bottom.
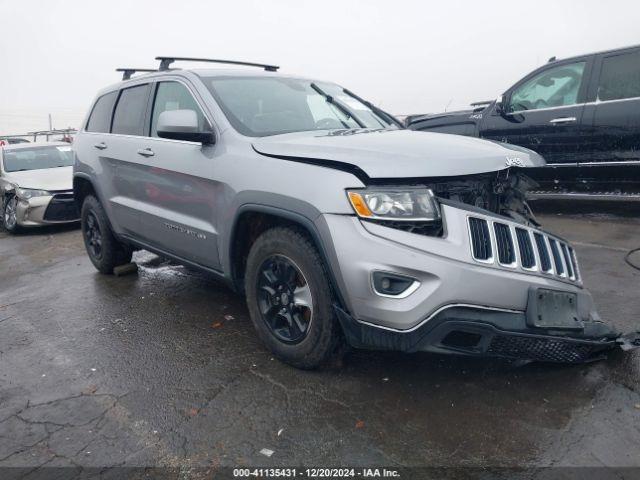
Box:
(156, 56, 279, 72)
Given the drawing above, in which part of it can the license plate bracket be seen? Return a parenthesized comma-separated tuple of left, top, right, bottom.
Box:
(526, 288, 583, 330)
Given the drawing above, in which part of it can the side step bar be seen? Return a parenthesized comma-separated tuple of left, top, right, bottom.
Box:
(528, 191, 640, 202)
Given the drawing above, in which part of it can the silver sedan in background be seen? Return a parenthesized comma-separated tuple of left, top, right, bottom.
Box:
(0, 142, 79, 233)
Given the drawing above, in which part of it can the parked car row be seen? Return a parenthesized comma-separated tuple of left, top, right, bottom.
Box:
(406, 44, 640, 200)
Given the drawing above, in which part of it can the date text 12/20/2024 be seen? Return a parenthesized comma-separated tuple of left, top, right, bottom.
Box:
(233, 468, 401, 478)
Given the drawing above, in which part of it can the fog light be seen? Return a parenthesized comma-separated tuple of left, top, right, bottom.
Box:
(371, 272, 420, 298)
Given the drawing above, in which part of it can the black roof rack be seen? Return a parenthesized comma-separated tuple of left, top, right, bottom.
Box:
(156, 56, 279, 72)
(116, 68, 157, 80)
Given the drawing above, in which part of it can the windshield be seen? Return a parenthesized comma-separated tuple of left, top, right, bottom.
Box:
(203, 76, 398, 137)
(2, 145, 74, 173)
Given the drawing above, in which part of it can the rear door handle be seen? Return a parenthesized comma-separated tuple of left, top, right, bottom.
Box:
(94, 142, 107, 150)
(137, 148, 155, 157)
(549, 117, 577, 124)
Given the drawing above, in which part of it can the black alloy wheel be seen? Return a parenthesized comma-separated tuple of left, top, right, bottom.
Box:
(256, 254, 313, 344)
(84, 211, 103, 259)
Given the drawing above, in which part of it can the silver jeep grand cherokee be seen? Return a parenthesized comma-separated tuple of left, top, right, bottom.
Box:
(73, 57, 625, 369)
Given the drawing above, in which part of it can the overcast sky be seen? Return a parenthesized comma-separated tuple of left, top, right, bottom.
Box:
(1, 0, 638, 133)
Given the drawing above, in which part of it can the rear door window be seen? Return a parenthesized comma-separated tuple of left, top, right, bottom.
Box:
(598, 50, 640, 101)
(112, 84, 151, 136)
(86, 91, 117, 133)
(150, 81, 207, 137)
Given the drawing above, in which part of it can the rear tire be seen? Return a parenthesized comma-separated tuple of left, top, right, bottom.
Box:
(245, 227, 343, 369)
(81, 195, 132, 274)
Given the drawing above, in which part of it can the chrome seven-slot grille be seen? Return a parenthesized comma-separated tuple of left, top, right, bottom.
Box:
(467, 216, 580, 283)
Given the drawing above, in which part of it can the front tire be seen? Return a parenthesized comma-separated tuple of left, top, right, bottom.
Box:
(245, 227, 343, 369)
(2, 195, 20, 233)
(81, 195, 132, 274)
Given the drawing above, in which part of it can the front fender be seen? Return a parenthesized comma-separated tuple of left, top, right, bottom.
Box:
(223, 199, 352, 313)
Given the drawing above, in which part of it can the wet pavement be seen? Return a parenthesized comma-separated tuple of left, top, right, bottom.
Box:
(0, 208, 639, 478)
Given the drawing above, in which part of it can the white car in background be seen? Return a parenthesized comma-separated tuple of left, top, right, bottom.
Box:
(0, 142, 79, 233)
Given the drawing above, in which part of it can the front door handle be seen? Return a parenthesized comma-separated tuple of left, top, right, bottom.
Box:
(94, 142, 107, 150)
(137, 148, 155, 158)
(549, 117, 577, 124)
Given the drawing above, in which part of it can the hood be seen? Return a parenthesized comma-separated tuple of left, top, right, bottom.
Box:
(3, 166, 73, 191)
(253, 129, 545, 180)
(406, 101, 492, 127)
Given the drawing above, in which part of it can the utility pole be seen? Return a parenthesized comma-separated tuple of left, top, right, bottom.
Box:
(48, 113, 53, 131)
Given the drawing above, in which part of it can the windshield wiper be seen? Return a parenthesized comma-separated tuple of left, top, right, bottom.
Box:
(310, 83, 365, 129)
(342, 88, 404, 128)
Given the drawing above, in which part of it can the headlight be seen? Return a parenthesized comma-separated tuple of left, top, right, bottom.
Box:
(347, 188, 440, 221)
(16, 188, 51, 199)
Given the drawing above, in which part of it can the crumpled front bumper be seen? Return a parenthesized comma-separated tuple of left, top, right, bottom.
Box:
(15, 194, 79, 227)
(334, 304, 635, 363)
(316, 203, 638, 363)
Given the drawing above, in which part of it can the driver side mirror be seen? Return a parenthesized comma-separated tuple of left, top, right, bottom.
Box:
(157, 109, 215, 144)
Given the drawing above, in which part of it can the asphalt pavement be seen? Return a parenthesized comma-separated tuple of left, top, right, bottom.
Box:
(0, 205, 639, 478)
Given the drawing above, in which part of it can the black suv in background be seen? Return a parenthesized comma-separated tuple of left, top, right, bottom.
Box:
(407, 45, 640, 199)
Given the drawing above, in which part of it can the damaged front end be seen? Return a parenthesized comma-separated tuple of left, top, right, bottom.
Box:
(421, 167, 540, 227)
(340, 167, 639, 364)
(254, 129, 636, 364)
(336, 304, 635, 365)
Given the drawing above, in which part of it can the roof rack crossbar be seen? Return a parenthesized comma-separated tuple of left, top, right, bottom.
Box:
(116, 68, 157, 80)
(470, 100, 493, 107)
(155, 56, 279, 72)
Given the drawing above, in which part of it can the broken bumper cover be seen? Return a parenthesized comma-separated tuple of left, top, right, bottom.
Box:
(15, 193, 79, 226)
(317, 207, 599, 333)
(316, 205, 637, 363)
(335, 304, 634, 363)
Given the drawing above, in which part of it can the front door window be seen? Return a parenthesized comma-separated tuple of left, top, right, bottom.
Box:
(150, 81, 207, 137)
(508, 62, 586, 112)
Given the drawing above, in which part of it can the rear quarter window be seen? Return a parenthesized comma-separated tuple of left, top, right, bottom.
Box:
(111, 84, 151, 136)
(86, 91, 118, 133)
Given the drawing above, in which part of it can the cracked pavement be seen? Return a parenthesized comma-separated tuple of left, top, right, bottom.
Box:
(0, 206, 639, 478)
